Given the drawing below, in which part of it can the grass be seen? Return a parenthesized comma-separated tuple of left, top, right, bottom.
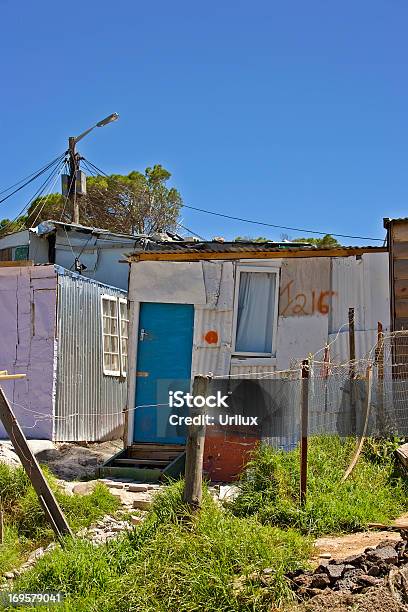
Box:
(0, 463, 120, 572)
(2, 435, 407, 610)
(10, 481, 312, 612)
(230, 435, 408, 535)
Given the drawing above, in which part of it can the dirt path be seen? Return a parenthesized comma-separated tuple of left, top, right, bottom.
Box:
(311, 530, 402, 564)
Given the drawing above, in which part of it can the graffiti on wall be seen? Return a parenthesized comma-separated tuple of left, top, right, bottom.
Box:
(279, 280, 337, 316)
(278, 258, 336, 317)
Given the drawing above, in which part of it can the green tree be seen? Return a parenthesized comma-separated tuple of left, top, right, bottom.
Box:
(6, 165, 182, 236)
(292, 234, 341, 248)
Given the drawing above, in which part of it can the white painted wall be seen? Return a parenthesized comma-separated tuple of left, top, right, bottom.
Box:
(127, 252, 390, 417)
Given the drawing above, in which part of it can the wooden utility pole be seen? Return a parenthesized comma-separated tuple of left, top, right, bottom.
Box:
(68, 136, 80, 225)
(0, 385, 73, 540)
(348, 307, 356, 434)
(300, 360, 309, 505)
(183, 375, 210, 509)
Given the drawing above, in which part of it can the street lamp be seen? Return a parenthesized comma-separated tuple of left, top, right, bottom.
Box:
(67, 113, 119, 224)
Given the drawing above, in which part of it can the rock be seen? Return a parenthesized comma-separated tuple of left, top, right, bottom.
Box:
(72, 480, 99, 495)
(128, 484, 149, 493)
(132, 496, 152, 510)
(104, 481, 125, 490)
(326, 563, 345, 581)
(219, 485, 240, 502)
(27, 547, 44, 563)
(367, 564, 381, 577)
(3, 573, 14, 580)
(131, 515, 143, 525)
(344, 553, 366, 565)
(366, 546, 398, 565)
(310, 573, 331, 589)
(319, 552, 332, 559)
(357, 574, 383, 587)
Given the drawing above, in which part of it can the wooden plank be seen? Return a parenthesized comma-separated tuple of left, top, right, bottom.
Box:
(130, 247, 387, 263)
(0, 386, 72, 539)
(395, 318, 408, 331)
(114, 458, 168, 466)
(0, 260, 33, 267)
(130, 443, 185, 451)
(395, 299, 408, 318)
(395, 280, 408, 300)
(393, 259, 408, 280)
(392, 243, 408, 258)
(0, 374, 26, 380)
(392, 222, 408, 242)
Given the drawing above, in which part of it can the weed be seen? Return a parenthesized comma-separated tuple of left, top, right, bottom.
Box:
(231, 435, 408, 535)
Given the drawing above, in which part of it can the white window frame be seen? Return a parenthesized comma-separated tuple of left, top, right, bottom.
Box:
(232, 266, 280, 358)
(101, 294, 128, 377)
(118, 297, 129, 378)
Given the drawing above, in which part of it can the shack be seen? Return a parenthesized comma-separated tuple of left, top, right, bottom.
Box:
(101, 239, 391, 482)
(0, 263, 127, 441)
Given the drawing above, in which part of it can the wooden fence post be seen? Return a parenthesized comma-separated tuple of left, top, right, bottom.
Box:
(0, 386, 73, 540)
(300, 360, 309, 505)
(183, 375, 210, 509)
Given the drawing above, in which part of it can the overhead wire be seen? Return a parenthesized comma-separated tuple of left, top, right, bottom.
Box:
(0, 153, 66, 195)
(0, 156, 67, 235)
(82, 158, 385, 243)
(0, 153, 66, 205)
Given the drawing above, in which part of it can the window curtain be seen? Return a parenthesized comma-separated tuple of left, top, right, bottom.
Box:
(236, 272, 276, 353)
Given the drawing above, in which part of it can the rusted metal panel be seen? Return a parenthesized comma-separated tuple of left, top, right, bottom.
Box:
(54, 269, 127, 441)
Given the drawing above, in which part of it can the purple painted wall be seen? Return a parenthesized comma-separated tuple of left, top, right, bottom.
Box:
(0, 265, 57, 439)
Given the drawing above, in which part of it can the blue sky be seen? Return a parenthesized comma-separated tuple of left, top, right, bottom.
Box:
(0, 0, 407, 243)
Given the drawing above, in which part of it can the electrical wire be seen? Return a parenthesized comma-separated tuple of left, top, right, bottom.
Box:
(0, 153, 66, 196)
(0, 157, 67, 235)
(0, 153, 65, 205)
(82, 158, 385, 243)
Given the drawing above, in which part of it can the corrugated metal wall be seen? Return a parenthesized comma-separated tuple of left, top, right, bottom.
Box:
(55, 270, 127, 441)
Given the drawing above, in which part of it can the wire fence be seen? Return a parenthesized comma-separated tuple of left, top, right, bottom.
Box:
(205, 330, 408, 451)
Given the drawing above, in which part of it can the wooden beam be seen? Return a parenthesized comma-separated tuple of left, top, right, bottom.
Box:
(0, 386, 73, 540)
(129, 247, 387, 263)
(0, 260, 33, 267)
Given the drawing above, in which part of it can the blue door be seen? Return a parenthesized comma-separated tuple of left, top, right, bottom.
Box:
(134, 303, 194, 444)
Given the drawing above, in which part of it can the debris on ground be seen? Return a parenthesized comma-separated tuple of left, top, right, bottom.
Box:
(288, 532, 408, 611)
(0, 440, 123, 480)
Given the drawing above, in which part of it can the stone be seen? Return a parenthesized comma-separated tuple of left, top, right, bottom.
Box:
(131, 515, 143, 525)
(357, 574, 383, 587)
(132, 496, 152, 511)
(367, 564, 381, 577)
(4, 573, 14, 580)
(319, 552, 332, 559)
(310, 573, 330, 589)
(344, 553, 366, 565)
(366, 546, 398, 565)
(104, 481, 125, 490)
(27, 548, 44, 563)
(72, 480, 99, 495)
(128, 484, 149, 493)
(326, 563, 345, 581)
